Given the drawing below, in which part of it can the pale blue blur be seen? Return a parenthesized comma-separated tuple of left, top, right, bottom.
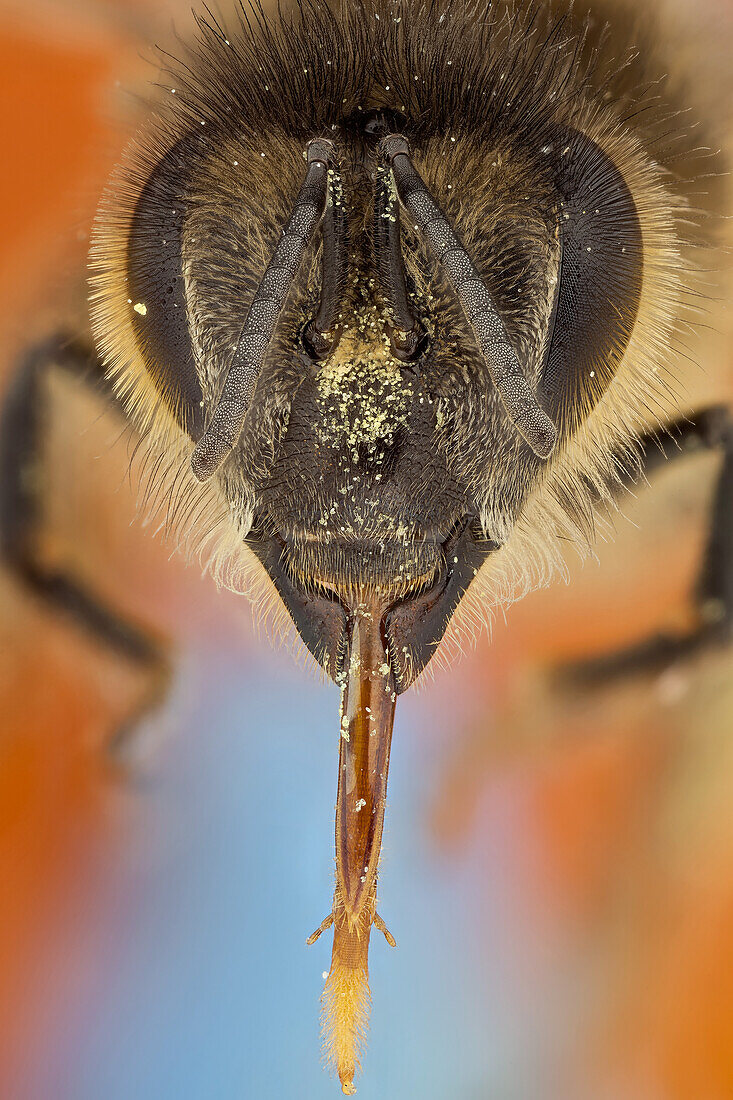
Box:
(29, 640, 584, 1100)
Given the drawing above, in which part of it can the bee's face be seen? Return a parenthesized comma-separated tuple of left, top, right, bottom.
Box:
(246, 307, 493, 689)
(201, 126, 641, 687)
(91, 2, 664, 694)
(206, 125, 566, 688)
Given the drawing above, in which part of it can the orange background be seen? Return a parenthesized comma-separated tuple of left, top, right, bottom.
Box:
(2, 2, 733, 1097)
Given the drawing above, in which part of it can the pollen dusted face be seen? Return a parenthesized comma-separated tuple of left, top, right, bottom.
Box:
(88, 0, 692, 1091)
(262, 272, 447, 566)
(254, 208, 480, 690)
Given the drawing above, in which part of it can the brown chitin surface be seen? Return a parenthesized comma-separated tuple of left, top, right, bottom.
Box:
(336, 605, 396, 922)
(309, 595, 397, 1093)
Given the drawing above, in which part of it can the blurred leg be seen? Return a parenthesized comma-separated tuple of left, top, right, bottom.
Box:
(0, 333, 171, 758)
(558, 407, 733, 685)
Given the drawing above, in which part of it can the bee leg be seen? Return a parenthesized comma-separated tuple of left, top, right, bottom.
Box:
(558, 406, 733, 685)
(102, 657, 172, 771)
(0, 333, 171, 763)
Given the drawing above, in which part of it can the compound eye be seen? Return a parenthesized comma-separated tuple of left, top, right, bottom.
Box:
(539, 127, 644, 435)
(125, 134, 205, 440)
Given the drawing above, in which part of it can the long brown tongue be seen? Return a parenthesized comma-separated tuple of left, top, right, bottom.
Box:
(336, 605, 396, 924)
(308, 599, 397, 1094)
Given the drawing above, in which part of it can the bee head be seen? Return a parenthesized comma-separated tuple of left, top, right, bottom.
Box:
(90, 5, 658, 692)
(232, 125, 502, 691)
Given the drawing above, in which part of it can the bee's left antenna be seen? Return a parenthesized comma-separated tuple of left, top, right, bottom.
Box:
(191, 137, 342, 481)
(379, 134, 558, 459)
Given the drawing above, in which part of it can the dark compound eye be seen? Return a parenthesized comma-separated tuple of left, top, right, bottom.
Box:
(126, 134, 205, 441)
(538, 127, 644, 436)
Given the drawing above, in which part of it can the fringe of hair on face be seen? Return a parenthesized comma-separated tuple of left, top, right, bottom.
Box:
(90, 0, 719, 684)
(435, 0, 719, 673)
(448, 103, 702, 663)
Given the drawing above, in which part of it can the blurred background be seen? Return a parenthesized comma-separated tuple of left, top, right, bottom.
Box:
(2, 1, 733, 1097)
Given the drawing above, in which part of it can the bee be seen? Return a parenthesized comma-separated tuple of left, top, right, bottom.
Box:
(1, 0, 731, 1093)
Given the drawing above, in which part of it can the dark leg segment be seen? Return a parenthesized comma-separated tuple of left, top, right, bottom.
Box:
(560, 406, 733, 685)
(0, 333, 171, 753)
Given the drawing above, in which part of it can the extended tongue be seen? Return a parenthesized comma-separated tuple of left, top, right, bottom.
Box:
(335, 602, 396, 925)
(308, 595, 397, 1094)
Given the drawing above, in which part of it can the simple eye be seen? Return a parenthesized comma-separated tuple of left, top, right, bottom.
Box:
(126, 134, 205, 441)
(538, 126, 644, 434)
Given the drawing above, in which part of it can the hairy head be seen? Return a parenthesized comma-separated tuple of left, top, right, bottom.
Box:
(90, 0, 697, 686)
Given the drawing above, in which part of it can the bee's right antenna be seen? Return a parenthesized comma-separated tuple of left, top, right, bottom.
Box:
(379, 134, 557, 459)
(373, 147, 428, 363)
(191, 137, 343, 482)
(301, 145, 349, 364)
